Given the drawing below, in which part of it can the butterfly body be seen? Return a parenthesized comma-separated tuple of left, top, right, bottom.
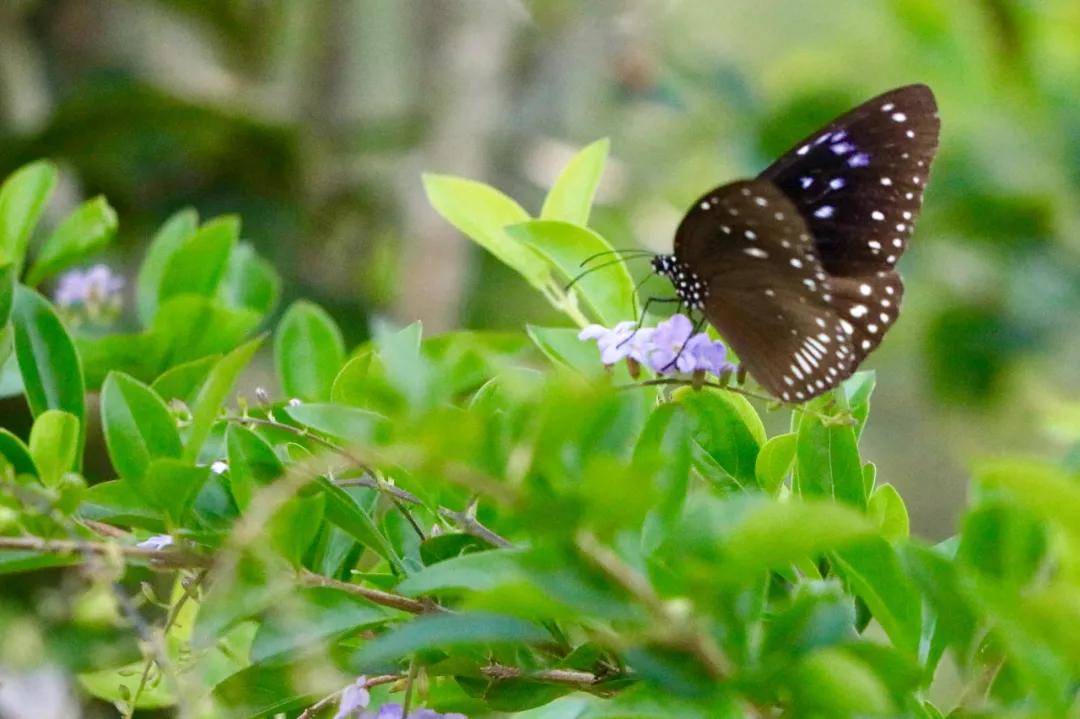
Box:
(655, 84, 939, 401)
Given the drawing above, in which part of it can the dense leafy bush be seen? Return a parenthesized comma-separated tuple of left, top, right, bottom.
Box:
(0, 149, 1076, 718)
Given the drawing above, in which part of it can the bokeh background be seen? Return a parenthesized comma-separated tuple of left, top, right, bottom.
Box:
(1, 0, 1078, 542)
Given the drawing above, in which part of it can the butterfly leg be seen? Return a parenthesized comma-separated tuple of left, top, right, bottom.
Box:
(617, 296, 681, 349)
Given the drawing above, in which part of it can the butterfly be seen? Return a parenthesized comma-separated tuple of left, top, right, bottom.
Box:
(650, 84, 939, 402)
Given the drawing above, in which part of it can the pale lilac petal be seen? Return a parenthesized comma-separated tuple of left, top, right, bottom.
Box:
(334, 679, 371, 719)
(136, 535, 173, 551)
(578, 324, 609, 341)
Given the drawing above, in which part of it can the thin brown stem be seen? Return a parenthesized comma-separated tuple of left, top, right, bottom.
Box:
(481, 665, 604, 687)
(0, 536, 210, 569)
(297, 674, 401, 719)
(298, 568, 434, 615)
(575, 530, 732, 680)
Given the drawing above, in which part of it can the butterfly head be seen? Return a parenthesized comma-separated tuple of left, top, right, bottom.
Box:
(652, 254, 709, 310)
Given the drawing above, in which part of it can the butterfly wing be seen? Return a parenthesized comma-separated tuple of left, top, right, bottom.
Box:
(757, 84, 938, 362)
(674, 180, 857, 401)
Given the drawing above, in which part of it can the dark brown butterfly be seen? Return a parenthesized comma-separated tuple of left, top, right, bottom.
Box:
(651, 84, 939, 402)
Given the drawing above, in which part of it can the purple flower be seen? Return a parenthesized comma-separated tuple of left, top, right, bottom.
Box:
(579, 314, 734, 378)
(135, 534, 173, 551)
(334, 678, 371, 719)
(54, 264, 124, 308)
(684, 333, 733, 376)
(646, 314, 697, 373)
(578, 322, 653, 366)
(358, 703, 465, 719)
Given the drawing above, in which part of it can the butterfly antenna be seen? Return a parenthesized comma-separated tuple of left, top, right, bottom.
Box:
(630, 272, 652, 318)
(578, 248, 656, 268)
(564, 255, 654, 291)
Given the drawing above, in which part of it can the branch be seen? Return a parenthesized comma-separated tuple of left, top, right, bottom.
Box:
(575, 531, 732, 680)
(298, 568, 435, 615)
(297, 674, 402, 719)
(438, 500, 512, 548)
(481, 664, 606, 688)
(0, 536, 210, 569)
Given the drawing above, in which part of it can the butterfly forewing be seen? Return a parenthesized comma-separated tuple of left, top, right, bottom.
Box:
(758, 84, 939, 277)
(673, 180, 858, 401)
(656, 85, 938, 401)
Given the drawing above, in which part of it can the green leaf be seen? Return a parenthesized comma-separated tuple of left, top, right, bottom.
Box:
(0, 160, 57, 272)
(138, 458, 210, 522)
(269, 492, 325, 566)
(540, 138, 609, 226)
(25, 196, 118, 286)
(145, 296, 257, 370)
(843, 371, 876, 438)
(226, 423, 284, 511)
(78, 479, 165, 531)
(220, 241, 281, 315)
(284, 403, 384, 445)
(76, 332, 161, 389)
(975, 458, 1080, 543)
(374, 320, 430, 408)
(796, 401, 865, 508)
(755, 432, 797, 495)
(679, 388, 764, 488)
(274, 300, 345, 402)
(902, 542, 976, 673)
(422, 174, 549, 289)
(720, 496, 875, 578)
(100, 372, 182, 483)
(185, 336, 263, 461)
(868, 483, 909, 541)
(831, 537, 922, 656)
(151, 354, 219, 404)
(330, 352, 373, 405)
(27, 410, 79, 487)
(352, 612, 548, 669)
(136, 208, 198, 325)
(158, 215, 239, 302)
(634, 403, 692, 527)
(509, 219, 635, 325)
(397, 548, 527, 596)
(250, 587, 389, 663)
(792, 647, 894, 717)
(315, 477, 403, 573)
(11, 286, 86, 428)
(526, 325, 607, 377)
(0, 263, 17, 327)
(0, 428, 38, 476)
(762, 580, 856, 662)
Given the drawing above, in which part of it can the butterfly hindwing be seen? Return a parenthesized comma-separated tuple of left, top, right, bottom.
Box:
(673, 180, 857, 400)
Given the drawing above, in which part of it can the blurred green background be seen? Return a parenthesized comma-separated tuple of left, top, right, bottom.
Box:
(0, 0, 1077, 538)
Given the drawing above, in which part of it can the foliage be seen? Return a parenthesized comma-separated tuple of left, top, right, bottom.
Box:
(0, 150, 1077, 719)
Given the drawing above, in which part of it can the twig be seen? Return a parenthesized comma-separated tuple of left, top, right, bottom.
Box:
(575, 531, 732, 680)
(438, 500, 512, 548)
(237, 415, 373, 474)
(401, 657, 420, 717)
(297, 674, 401, 719)
(623, 378, 852, 424)
(298, 568, 435, 615)
(0, 536, 210, 569)
(481, 665, 604, 687)
(334, 476, 422, 505)
(126, 570, 208, 716)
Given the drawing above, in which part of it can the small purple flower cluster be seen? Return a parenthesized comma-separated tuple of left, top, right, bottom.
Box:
(335, 677, 465, 719)
(579, 314, 733, 377)
(54, 264, 124, 325)
(54, 264, 124, 308)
